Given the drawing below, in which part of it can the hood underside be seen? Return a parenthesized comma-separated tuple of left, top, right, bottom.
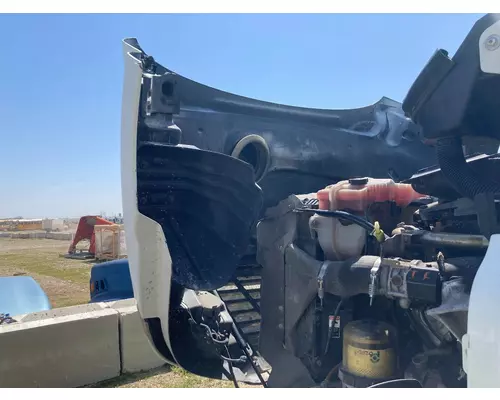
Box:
(124, 36, 440, 292)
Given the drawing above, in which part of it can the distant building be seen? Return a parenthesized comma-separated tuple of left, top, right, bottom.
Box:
(0, 219, 43, 231)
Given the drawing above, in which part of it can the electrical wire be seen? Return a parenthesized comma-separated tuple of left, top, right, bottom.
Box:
(323, 299, 344, 356)
(295, 208, 388, 239)
(296, 208, 374, 231)
(199, 323, 230, 345)
(212, 290, 268, 388)
(220, 354, 248, 364)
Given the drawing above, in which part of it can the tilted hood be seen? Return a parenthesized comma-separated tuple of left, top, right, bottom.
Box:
(120, 37, 437, 378)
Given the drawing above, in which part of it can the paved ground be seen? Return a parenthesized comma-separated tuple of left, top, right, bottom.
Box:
(0, 237, 252, 388)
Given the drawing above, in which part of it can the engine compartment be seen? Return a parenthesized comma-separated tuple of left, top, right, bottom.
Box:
(121, 13, 500, 389)
(256, 168, 497, 387)
(153, 155, 498, 388)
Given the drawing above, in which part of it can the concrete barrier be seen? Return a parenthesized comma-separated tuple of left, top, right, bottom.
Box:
(106, 299, 166, 374)
(10, 232, 31, 239)
(0, 301, 166, 387)
(52, 232, 73, 240)
(15, 303, 110, 322)
(0, 232, 72, 240)
(29, 232, 47, 239)
(0, 304, 120, 388)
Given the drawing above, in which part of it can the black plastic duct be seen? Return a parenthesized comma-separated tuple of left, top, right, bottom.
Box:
(436, 136, 500, 199)
(137, 143, 263, 290)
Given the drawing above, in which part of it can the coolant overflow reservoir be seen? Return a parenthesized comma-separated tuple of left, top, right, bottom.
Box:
(317, 178, 423, 212)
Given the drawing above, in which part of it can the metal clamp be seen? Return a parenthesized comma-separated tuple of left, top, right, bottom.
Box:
(317, 263, 330, 308)
(368, 259, 381, 306)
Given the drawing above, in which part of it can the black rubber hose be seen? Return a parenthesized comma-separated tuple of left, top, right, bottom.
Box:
(324, 256, 381, 298)
(436, 136, 500, 199)
(441, 257, 483, 279)
(419, 231, 489, 251)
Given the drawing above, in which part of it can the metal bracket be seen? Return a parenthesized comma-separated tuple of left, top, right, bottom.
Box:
(148, 72, 180, 115)
(368, 258, 381, 306)
(317, 262, 330, 308)
(474, 193, 500, 239)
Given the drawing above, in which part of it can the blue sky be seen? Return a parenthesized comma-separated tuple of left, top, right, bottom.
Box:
(0, 13, 482, 218)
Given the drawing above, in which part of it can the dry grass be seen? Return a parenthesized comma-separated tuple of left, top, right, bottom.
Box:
(0, 237, 251, 388)
(0, 238, 90, 307)
(93, 365, 239, 388)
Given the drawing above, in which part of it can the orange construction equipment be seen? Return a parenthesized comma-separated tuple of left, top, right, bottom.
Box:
(68, 216, 114, 255)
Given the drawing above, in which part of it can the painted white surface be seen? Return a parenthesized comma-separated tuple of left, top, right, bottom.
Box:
(120, 39, 174, 360)
(479, 19, 500, 74)
(42, 218, 64, 231)
(464, 234, 500, 387)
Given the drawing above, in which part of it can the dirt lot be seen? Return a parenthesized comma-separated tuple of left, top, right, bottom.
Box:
(0, 237, 242, 388)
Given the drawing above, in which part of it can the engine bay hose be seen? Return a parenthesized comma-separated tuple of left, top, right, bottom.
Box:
(436, 136, 500, 198)
(440, 257, 483, 279)
(420, 231, 489, 251)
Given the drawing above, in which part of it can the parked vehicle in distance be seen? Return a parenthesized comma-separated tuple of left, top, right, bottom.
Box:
(0, 276, 51, 318)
